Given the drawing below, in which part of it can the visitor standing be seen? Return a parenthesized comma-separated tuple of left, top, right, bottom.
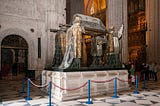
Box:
(149, 62, 154, 79)
(140, 63, 145, 81)
(153, 62, 158, 81)
(145, 63, 149, 80)
(126, 62, 131, 79)
(130, 64, 135, 85)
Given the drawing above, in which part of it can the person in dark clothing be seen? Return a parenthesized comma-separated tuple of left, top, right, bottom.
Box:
(130, 64, 135, 85)
(145, 63, 150, 80)
(140, 63, 145, 81)
(12, 62, 18, 76)
(153, 62, 158, 81)
(126, 62, 131, 79)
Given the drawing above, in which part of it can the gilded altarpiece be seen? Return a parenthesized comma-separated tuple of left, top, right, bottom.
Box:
(128, 0, 147, 67)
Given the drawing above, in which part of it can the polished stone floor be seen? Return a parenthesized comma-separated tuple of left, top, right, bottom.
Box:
(0, 72, 160, 106)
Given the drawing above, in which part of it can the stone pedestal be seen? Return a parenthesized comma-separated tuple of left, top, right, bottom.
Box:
(42, 69, 129, 101)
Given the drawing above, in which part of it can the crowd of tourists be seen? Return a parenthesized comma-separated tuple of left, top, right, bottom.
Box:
(139, 62, 158, 82)
(124, 62, 159, 86)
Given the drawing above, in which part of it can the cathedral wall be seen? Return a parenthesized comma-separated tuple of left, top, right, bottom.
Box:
(0, 0, 66, 72)
(146, 0, 160, 64)
(107, 0, 128, 64)
(45, 0, 66, 69)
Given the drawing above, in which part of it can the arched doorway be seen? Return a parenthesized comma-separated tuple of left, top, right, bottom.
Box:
(1, 35, 28, 80)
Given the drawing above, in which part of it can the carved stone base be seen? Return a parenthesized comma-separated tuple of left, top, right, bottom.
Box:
(42, 69, 129, 101)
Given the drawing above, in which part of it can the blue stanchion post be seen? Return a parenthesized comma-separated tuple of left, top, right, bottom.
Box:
(112, 77, 119, 98)
(20, 78, 26, 94)
(85, 80, 93, 104)
(40, 74, 42, 86)
(134, 75, 139, 94)
(25, 78, 32, 100)
(48, 81, 53, 106)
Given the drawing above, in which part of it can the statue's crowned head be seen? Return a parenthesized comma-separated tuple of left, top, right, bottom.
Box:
(73, 15, 82, 24)
(109, 26, 115, 34)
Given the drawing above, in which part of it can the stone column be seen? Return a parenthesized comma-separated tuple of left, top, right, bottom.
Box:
(106, 0, 128, 63)
(45, 0, 66, 68)
(146, 0, 160, 63)
(159, 0, 160, 63)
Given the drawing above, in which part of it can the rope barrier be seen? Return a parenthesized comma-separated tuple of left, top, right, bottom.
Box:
(112, 77, 119, 98)
(40, 74, 42, 86)
(25, 79, 32, 101)
(52, 82, 88, 91)
(19, 78, 26, 94)
(117, 77, 131, 82)
(48, 81, 53, 106)
(23, 76, 139, 104)
(91, 78, 114, 83)
(134, 75, 139, 94)
(85, 80, 93, 104)
(29, 79, 49, 88)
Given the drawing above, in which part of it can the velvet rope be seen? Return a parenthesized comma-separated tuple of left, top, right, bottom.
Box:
(52, 82, 88, 91)
(29, 79, 49, 88)
(91, 78, 114, 83)
(117, 77, 131, 82)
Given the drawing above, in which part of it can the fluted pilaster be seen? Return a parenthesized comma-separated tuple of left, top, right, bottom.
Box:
(146, 0, 160, 63)
(107, 0, 128, 63)
(45, 0, 66, 67)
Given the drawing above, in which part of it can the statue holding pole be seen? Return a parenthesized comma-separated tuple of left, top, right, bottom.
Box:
(58, 15, 85, 69)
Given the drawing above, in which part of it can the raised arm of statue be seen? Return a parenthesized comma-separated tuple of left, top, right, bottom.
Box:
(117, 24, 124, 39)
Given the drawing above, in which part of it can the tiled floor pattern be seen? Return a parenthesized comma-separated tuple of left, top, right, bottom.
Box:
(1, 90, 160, 106)
(0, 74, 160, 106)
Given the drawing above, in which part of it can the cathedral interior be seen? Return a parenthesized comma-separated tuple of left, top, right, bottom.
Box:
(0, 0, 160, 105)
(83, 0, 147, 66)
(67, 0, 155, 69)
(0, 0, 159, 79)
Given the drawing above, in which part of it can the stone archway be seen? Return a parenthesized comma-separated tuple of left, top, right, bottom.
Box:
(1, 35, 28, 79)
(0, 28, 37, 76)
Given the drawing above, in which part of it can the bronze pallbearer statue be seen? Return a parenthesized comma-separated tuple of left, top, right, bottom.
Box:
(52, 14, 124, 71)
